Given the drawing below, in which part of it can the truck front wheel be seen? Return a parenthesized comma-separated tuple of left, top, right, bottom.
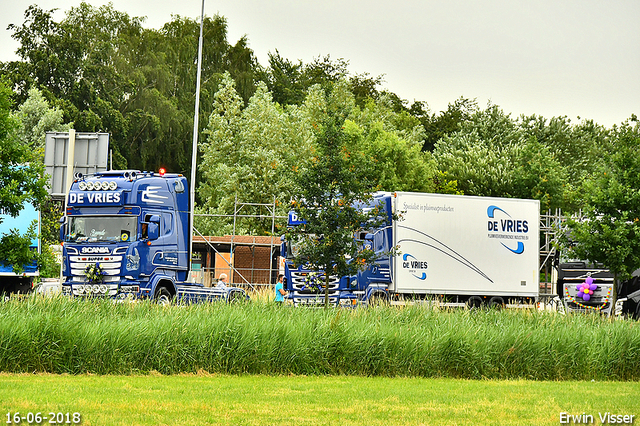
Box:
(368, 292, 389, 307)
(155, 287, 173, 306)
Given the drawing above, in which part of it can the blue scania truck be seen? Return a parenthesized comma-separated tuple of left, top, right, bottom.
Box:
(60, 169, 246, 303)
(282, 191, 540, 307)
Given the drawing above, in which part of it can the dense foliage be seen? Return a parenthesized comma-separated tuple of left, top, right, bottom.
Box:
(0, 80, 49, 273)
(562, 120, 640, 281)
(285, 81, 386, 307)
(1, 3, 639, 278)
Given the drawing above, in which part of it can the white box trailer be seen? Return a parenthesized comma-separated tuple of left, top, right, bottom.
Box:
(391, 192, 540, 300)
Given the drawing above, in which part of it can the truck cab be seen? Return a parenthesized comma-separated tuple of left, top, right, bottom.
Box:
(60, 170, 246, 303)
(281, 192, 394, 306)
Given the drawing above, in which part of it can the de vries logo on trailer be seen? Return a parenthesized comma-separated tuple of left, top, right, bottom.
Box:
(486, 205, 529, 254)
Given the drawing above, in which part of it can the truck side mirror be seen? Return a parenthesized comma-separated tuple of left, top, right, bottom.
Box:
(280, 235, 287, 259)
(363, 233, 374, 251)
(59, 216, 66, 242)
(144, 215, 161, 240)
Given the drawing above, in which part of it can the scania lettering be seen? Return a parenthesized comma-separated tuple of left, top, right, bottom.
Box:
(281, 192, 540, 308)
(60, 170, 246, 303)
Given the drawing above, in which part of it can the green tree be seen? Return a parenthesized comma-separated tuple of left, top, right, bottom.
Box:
(0, 80, 48, 273)
(3, 3, 259, 175)
(519, 115, 609, 210)
(10, 87, 70, 277)
(197, 77, 454, 237)
(196, 75, 314, 235)
(422, 97, 478, 151)
(260, 50, 306, 106)
(287, 84, 384, 307)
(345, 96, 442, 193)
(12, 87, 72, 156)
(562, 119, 640, 297)
(433, 104, 567, 210)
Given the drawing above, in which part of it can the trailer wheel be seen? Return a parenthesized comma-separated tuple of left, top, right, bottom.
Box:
(155, 287, 173, 306)
(466, 296, 483, 310)
(489, 296, 505, 309)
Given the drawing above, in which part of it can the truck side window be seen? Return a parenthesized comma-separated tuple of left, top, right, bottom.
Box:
(163, 213, 172, 236)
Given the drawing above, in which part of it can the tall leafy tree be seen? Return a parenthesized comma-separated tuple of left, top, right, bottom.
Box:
(197, 75, 314, 235)
(260, 50, 306, 106)
(562, 119, 640, 298)
(346, 97, 448, 193)
(287, 81, 385, 307)
(12, 87, 71, 156)
(422, 97, 478, 151)
(519, 115, 610, 210)
(433, 104, 567, 210)
(3, 3, 259, 175)
(0, 80, 48, 272)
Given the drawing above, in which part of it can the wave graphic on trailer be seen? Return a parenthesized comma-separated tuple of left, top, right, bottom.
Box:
(397, 225, 493, 283)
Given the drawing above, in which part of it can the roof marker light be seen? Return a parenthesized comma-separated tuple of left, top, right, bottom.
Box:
(159, 168, 166, 176)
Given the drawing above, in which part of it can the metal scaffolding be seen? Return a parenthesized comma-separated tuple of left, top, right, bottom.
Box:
(193, 197, 287, 290)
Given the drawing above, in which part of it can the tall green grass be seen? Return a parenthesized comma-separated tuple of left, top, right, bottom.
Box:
(0, 295, 638, 380)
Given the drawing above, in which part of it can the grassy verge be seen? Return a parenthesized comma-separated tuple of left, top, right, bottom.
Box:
(0, 295, 639, 379)
(0, 374, 638, 425)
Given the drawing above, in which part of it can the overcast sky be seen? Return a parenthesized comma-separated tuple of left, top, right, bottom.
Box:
(2, 0, 638, 127)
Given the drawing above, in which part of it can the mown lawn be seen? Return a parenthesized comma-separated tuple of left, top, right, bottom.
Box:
(0, 374, 638, 425)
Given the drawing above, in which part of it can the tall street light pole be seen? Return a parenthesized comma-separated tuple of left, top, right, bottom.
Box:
(189, 0, 205, 276)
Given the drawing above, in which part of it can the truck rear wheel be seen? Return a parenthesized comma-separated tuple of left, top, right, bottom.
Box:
(466, 296, 483, 310)
(489, 296, 505, 309)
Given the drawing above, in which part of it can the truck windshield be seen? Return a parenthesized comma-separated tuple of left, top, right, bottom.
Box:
(66, 216, 138, 243)
(286, 234, 318, 259)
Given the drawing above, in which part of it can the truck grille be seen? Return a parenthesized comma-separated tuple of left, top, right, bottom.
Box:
(69, 255, 122, 283)
(290, 271, 339, 293)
